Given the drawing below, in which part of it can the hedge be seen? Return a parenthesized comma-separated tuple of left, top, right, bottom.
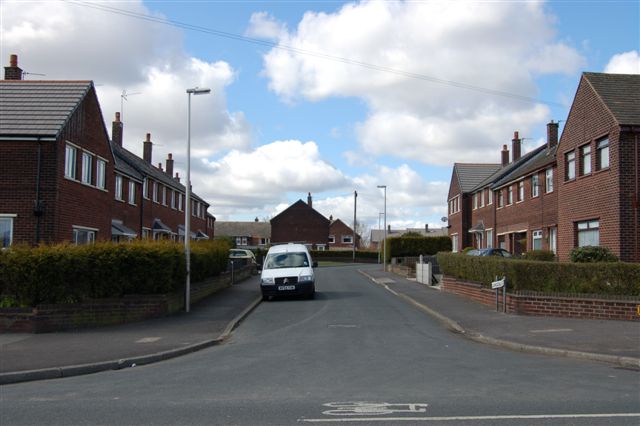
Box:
(387, 236, 452, 261)
(310, 250, 379, 262)
(436, 252, 640, 296)
(0, 239, 230, 307)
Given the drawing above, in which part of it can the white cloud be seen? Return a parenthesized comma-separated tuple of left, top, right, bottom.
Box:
(251, 0, 582, 165)
(604, 50, 640, 74)
(245, 12, 287, 40)
(1, 0, 253, 174)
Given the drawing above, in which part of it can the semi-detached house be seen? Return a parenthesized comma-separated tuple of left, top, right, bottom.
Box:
(447, 72, 639, 263)
(0, 54, 214, 247)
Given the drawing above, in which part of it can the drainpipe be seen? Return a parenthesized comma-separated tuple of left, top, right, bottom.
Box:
(34, 139, 44, 244)
(636, 134, 639, 262)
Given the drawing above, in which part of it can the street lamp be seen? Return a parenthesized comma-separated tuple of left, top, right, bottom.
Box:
(185, 87, 211, 313)
(378, 212, 384, 264)
(377, 185, 387, 271)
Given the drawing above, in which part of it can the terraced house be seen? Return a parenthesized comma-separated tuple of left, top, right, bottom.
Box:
(447, 72, 639, 263)
(0, 55, 214, 247)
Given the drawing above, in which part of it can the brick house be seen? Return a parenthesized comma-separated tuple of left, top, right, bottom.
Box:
(215, 219, 271, 248)
(328, 217, 360, 250)
(0, 55, 213, 246)
(447, 72, 639, 262)
(270, 193, 330, 250)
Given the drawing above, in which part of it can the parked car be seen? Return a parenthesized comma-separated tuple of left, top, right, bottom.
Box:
(260, 243, 317, 301)
(466, 248, 513, 258)
(229, 249, 258, 271)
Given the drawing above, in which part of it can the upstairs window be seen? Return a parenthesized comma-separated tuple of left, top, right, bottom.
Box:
(342, 235, 353, 244)
(565, 151, 576, 181)
(143, 178, 149, 199)
(178, 193, 183, 211)
(517, 181, 524, 202)
(479, 191, 485, 208)
(328, 235, 335, 243)
(473, 193, 478, 210)
(507, 186, 513, 205)
(531, 174, 539, 197)
(96, 159, 106, 189)
(487, 189, 492, 205)
(580, 144, 592, 175)
(65, 144, 77, 179)
(545, 168, 554, 193)
(171, 190, 176, 209)
(498, 190, 504, 208)
(128, 181, 136, 205)
(162, 186, 167, 206)
(81, 152, 92, 184)
(596, 137, 609, 170)
(152, 182, 158, 203)
(115, 175, 123, 200)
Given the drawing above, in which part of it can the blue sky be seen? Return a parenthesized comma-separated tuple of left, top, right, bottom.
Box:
(2, 0, 639, 238)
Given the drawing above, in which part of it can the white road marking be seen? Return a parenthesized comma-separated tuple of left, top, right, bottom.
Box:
(301, 413, 640, 422)
(135, 337, 162, 343)
(529, 328, 574, 333)
(328, 325, 359, 329)
(322, 402, 427, 416)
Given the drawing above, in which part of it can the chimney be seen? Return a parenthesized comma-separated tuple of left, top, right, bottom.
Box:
(501, 144, 510, 166)
(307, 192, 312, 208)
(112, 112, 123, 147)
(512, 131, 521, 162)
(547, 120, 559, 148)
(175, 172, 180, 183)
(157, 162, 163, 172)
(165, 153, 174, 177)
(143, 133, 152, 163)
(4, 54, 23, 80)
(425, 224, 429, 232)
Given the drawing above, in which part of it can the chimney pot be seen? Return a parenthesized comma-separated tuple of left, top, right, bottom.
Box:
(4, 54, 23, 80)
(501, 144, 510, 167)
(111, 112, 124, 147)
(115, 112, 121, 122)
(547, 120, 559, 148)
(143, 133, 153, 163)
(165, 153, 174, 177)
(175, 172, 180, 183)
(10, 54, 17, 67)
(307, 192, 312, 208)
(512, 131, 521, 162)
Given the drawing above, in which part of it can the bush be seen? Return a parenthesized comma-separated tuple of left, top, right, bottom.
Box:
(570, 246, 618, 263)
(436, 251, 640, 296)
(521, 250, 556, 262)
(0, 240, 230, 307)
(311, 250, 378, 262)
(386, 236, 451, 261)
(461, 247, 475, 254)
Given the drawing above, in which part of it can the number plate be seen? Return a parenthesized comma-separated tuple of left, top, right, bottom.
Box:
(278, 285, 296, 291)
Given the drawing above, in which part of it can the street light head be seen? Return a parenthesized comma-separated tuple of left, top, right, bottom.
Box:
(186, 87, 211, 95)
(377, 185, 386, 189)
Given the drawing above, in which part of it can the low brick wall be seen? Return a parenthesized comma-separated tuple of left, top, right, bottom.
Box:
(0, 266, 254, 333)
(442, 275, 640, 322)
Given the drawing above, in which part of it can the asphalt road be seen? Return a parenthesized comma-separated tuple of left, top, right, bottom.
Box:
(1, 265, 638, 425)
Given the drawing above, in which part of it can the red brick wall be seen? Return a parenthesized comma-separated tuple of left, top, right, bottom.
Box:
(329, 219, 359, 249)
(442, 276, 639, 321)
(447, 168, 468, 251)
(271, 201, 329, 247)
(556, 77, 636, 261)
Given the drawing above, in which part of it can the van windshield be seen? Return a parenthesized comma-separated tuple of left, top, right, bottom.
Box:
(264, 252, 309, 269)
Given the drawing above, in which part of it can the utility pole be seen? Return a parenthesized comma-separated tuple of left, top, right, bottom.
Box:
(353, 190, 357, 262)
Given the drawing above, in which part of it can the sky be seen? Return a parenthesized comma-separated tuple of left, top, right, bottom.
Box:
(2, 0, 639, 236)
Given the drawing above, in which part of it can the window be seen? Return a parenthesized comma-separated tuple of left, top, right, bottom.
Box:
(486, 229, 493, 248)
(317, 244, 326, 251)
(328, 235, 335, 243)
(479, 191, 484, 208)
(259, 237, 270, 246)
(0, 215, 14, 248)
(96, 159, 106, 189)
(81, 152, 92, 184)
(498, 190, 504, 208)
(342, 235, 353, 244)
(577, 220, 599, 247)
(128, 181, 136, 204)
(580, 144, 592, 175)
(532, 230, 543, 250)
(451, 234, 459, 253)
(565, 151, 576, 181)
(161, 186, 167, 206)
(517, 181, 524, 202)
(549, 227, 557, 254)
(487, 189, 492, 205)
(596, 137, 609, 170)
(142, 228, 151, 239)
(153, 182, 158, 203)
(507, 186, 513, 205)
(531, 174, 539, 198)
(178, 193, 183, 211)
(143, 178, 149, 199)
(235, 237, 248, 246)
(115, 175, 123, 200)
(473, 193, 478, 210)
(545, 168, 554, 193)
(64, 144, 77, 179)
(73, 226, 96, 245)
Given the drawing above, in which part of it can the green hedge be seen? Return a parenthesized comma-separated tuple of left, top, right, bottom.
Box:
(436, 252, 640, 296)
(387, 236, 452, 260)
(310, 250, 378, 261)
(0, 240, 230, 307)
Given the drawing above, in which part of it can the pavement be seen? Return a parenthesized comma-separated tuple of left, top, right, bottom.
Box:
(1, 267, 639, 386)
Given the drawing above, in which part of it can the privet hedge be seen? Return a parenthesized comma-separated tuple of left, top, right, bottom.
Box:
(310, 250, 378, 262)
(436, 252, 640, 296)
(0, 239, 230, 307)
(387, 236, 452, 261)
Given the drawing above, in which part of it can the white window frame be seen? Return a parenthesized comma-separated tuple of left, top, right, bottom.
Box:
(342, 235, 353, 244)
(128, 181, 136, 205)
(65, 144, 77, 179)
(549, 227, 557, 254)
(566, 151, 576, 181)
(473, 193, 478, 210)
(96, 158, 106, 190)
(581, 144, 592, 175)
(498, 190, 504, 208)
(115, 175, 123, 201)
(545, 168, 554, 193)
(316, 244, 326, 251)
(72, 226, 97, 245)
(178, 193, 183, 211)
(451, 234, 459, 253)
(485, 229, 493, 248)
(143, 178, 149, 199)
(577, 220, 600, 247)
(532, 230, 543, 251)
(507, 186, 513, 205)
(171, 190, 176, 209)
(162, 186, 167, 206)
(0, 214, 16, 248)
(153, 182, 158, 203)
(517, 180, 524, 202)
(487, 189, 493, 205)
(596, 137, 609, 170)
(81, 152, 92, 184)
(328, 235, 335, 244)
(479, 190, 485, 208)
(531, 174, 539, 198)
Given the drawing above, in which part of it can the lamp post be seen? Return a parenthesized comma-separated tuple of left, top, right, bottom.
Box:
(377, 185, 387, 271)
(378, 212, 384, 264)
(185, 87, 211, 313)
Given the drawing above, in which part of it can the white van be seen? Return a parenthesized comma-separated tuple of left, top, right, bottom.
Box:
(260, 244, 317, 300)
